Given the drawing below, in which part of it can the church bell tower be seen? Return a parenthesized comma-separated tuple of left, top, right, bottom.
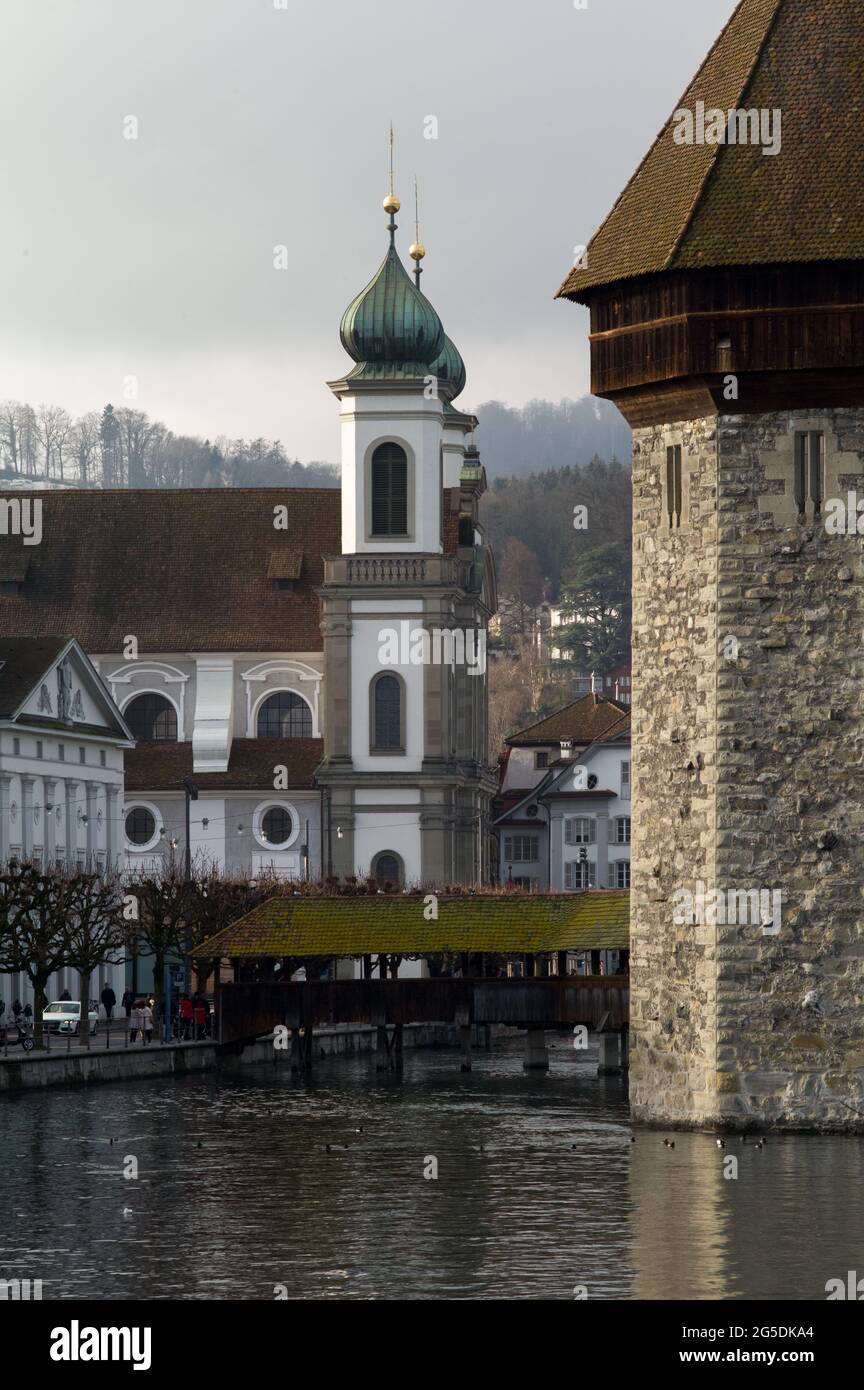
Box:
(317, 160, 497, 891)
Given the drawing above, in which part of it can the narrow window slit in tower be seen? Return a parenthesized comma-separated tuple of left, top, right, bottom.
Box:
(666, 445, 682, 528)
(809, 431, 823, 518)
(793, 431, 824, 519)
(793, 433, 807, 519)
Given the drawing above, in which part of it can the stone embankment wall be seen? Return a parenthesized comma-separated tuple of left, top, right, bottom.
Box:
(0, 1023, 491, 1094)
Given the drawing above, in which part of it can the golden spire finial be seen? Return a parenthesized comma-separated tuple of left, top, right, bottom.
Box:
(383, 124, 400, 215)
(409, 177, 426, 281)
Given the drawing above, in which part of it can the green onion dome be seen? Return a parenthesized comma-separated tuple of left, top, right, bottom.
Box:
(340, 244, 445, 371)
(430, 333, 466, 402)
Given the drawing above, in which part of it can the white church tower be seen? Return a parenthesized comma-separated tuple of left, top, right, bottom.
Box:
(317, 173, 497, 889)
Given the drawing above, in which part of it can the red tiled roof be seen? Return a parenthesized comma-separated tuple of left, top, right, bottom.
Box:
(0, 489, 341, 652)
(0, 486, 467, 654)
(507, 694, 630, 748)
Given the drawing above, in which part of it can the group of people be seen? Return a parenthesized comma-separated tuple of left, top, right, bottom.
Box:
(121, 992, 211, 1044)
(1, 988, 212, 1048)
(128, 998, 155, 1045)
(178, 994, 211, 1041)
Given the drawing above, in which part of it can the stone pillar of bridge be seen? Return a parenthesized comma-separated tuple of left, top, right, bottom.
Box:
(598, 1032, 622, 1076)
(523, 1028, 549, 1071)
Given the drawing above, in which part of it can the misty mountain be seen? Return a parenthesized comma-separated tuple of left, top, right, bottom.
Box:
(472, 397, 631, 480)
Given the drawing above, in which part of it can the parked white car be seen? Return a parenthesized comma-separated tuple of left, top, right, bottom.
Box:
(42, 1001, 98, 1035)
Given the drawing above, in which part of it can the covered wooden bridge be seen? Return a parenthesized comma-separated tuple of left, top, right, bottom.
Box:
(195, 891, 630, 1073)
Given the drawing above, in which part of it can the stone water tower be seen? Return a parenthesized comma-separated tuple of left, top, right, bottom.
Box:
(558, 0, 864, 1129)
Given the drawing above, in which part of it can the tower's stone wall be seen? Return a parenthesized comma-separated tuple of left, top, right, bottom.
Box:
(631, 408, 864, 1130)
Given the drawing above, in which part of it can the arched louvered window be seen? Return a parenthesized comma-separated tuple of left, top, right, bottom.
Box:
(125, 693, 178, 743)
(372, 851, 403, 890)
(371, 443, 408, 536)
(371, 673, 403, 752)
(257, 692, 313, 739)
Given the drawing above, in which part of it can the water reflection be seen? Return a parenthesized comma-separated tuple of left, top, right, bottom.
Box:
(0, 1038, 860, 1300)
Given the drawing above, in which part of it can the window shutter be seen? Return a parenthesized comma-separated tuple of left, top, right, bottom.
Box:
(504, 837, 512, 860)
(373, 675, 402, 750)
(564, 819, 574, 846)
(589, 819, 597, 844)
(564, 862, 573, 890)
(372, 444, 408, 536)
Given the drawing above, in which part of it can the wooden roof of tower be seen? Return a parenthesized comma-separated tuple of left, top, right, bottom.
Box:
(555, 0, 864, 426)
(557, 0, 864, 299)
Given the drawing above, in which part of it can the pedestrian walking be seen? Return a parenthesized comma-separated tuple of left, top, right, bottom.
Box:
(130, 999, 144, 1044)
(122, 989, 134, 1019)
(193, 996, 208, 1041)
(59, 989, 71, 1001)
(141, 1000, 154, 1046)
(100, 983, 116, 1022)
(179, 993, 193, 1041)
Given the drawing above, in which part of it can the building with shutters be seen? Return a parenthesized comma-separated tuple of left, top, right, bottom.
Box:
(495, 693, 630, 893)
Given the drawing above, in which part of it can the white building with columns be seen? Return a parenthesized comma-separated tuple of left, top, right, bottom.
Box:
(0, 636, 133, 1010)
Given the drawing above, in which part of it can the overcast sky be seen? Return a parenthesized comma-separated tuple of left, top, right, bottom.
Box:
(0, 0, 738, 462)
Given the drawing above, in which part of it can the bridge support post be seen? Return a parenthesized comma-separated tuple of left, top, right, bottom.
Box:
(598, 1032, 621, 1076)
(460, 1025, 472, 1072)
(393, 1023, 404, 1071)
(523, 1028, 549, 1071)
(620, 1028, 629, 1072)
(290, 1028, 301, 1073)
(375, 1025, 388, 1069)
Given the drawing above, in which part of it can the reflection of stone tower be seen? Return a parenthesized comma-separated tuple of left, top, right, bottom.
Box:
(558, 0, 864, 1129)
(317, 182, 497, 888)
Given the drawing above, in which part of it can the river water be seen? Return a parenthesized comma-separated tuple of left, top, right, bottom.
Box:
(1, 1036, 861, 1301)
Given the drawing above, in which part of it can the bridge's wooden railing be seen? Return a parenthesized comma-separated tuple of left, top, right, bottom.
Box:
(218, 977, 629, 1044)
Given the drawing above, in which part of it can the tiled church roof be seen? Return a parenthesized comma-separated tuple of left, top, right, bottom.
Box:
(558, 0, 864, 299)
(124, 738, 323, 791)
(0, 489, 341, 653)
(0, 486, 467, 654)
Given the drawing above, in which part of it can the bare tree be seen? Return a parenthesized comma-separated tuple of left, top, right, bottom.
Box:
(64, 872, 127, 1051)
(0, 863, 73, 1048)
(34, 404, 71, 480)
(69, 412, 101, 484)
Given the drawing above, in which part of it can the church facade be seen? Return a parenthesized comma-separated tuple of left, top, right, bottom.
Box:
(0, 193, 497, 889)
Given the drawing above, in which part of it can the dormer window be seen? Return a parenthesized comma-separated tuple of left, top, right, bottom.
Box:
(268, 550, 303, 593)
(371, 443, 408, 537)
(0, 554, 28, 595)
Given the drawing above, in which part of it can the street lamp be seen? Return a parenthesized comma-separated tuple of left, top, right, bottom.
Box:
(181, 777, 199, 996)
